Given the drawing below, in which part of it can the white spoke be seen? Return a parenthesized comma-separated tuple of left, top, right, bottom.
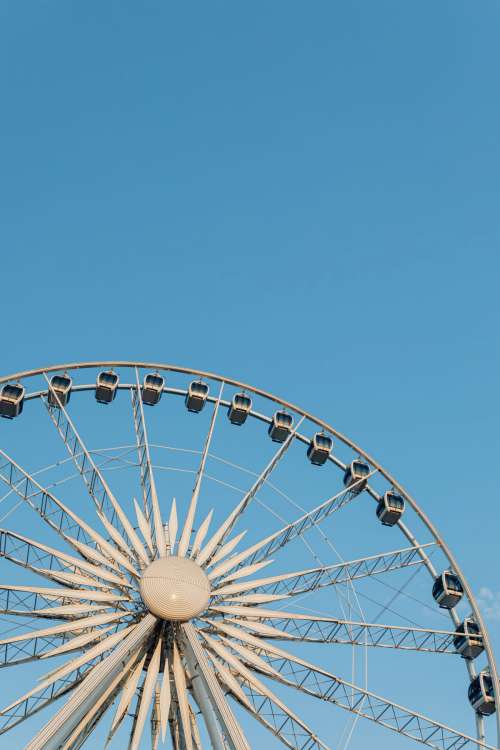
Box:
(0, 583, 127, 613)
(207, 531, 247, 569)
(9, 603, 112, 620)
(41, 624, 118, 659)
(0, 448, 133, 575)
(133, 497, 154, 557)
(159, 650, 172, 741)
(196, 416, 305, 567)
(0, 529, 131, 592)
(23, 614, 157, 750)
(181, 622, 251, 750)
(172, 639, 194, 750)
(106, 654, 147, 747)
(130, 634, 162, 750)
(131, 367, 165, 557)
(209, 558, 273, 584)
(58, 649, 138, 750)
(190, 509, 213, 558)
(0, 625, 134, 722)
(0, 611, 129, 647)
(41, 374, 148, 567)
(213, 544, 434, 599)
(210, 605, 459, 654)
(178, 382, 224, 558)
(206, 469, 378, 579)
(167, 498, 178, 554)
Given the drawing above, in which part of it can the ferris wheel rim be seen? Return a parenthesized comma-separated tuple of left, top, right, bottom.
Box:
(0, 359, 498, 748)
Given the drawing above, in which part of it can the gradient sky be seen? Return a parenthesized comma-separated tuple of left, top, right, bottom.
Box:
(0, 2, 499, 748)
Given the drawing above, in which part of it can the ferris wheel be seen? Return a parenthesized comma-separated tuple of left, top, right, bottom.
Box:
(0, 361, 497, 750)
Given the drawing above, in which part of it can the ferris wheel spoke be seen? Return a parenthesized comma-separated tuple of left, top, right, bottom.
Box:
(213, 544, 434, 600)
(0, 612, 130, 668)
(172, 639, 195, 750)
(1, 623, 137, 729)
(0, 448, 130, 575)
(57, 648, 138, 750)
(2, 602, 114, 621)
(23, 615, 157, 750)
(105, 653, 147, 748)
(181, 621, 251, 750)
(179, 382, 224, 558)
(190, 508, 214, 558)
(207, 470, 378, 579)
(0, 584, 128, 617)
(0, 529, 131, 593)
(0, 626, 108, 668)
(7, 528, 130, 590)
(210, 605, 459, 654)
(196, 416, 305, 568)
(41, 375, 148, 568)
(129, 634, 163, 750)
(131, 367, 165, 558)
(0, 644, 109, 735)
(203, 631, 331, 750)
(220, 626, 493, 750)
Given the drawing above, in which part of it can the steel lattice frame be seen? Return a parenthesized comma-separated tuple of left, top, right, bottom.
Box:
(0, 361, 497, 750)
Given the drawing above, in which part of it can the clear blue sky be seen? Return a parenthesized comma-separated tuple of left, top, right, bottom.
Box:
(0, 2, 499, 748)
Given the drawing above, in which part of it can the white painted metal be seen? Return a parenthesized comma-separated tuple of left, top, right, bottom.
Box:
(130, 635, 162, 750)
(23, 614, 157, 750)
(167, 497, 179, 554)
(134, 497, 155, 557)
(178, 382, 224, 558)
(190, 509, 214, 559)
(106, 654, 147, 746)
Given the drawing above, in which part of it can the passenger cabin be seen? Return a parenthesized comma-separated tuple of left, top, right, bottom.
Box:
(432, 571, 464, 609)
(0, 384, 25, 419)
(48, 374, 72, 407)
(468, 672, 496, 716)
(95, 371, 119, 404)
(376, 491, 405, 526)
(142, 373, 164, 406)
(343, 460, 370, 494)
(268, 410, 293, 443)
(228, 393, 252, 425)
(454, 618, 484, 659)
(185, 381, 209, 413)
(307, 433, 332, 466)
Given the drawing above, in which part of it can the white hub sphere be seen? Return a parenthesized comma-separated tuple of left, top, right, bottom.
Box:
(139, 556, 211, 621)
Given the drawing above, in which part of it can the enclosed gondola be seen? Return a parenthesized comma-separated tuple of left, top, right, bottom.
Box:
(343, 459, 370, 494)
(454, 618, 484, 659)
(468, 671, 496, 715)
(142, 372, 164, 406)
(0, 383, 25, 419)
(228, 392, 252, 425)
(376, 490, 405, 526)
(185, 381, 209, 413)
(95, 371, 119, 404)
(307, 432, 332, 466)
(432, 571, 464, 609)
(48, 374, 72, 407)
(268, 410, 293, 443)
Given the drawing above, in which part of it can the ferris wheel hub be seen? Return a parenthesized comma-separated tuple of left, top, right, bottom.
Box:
(139, 555, 211, 621)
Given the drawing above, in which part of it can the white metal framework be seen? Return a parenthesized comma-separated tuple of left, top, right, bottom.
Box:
(0, 362, 497, 750)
